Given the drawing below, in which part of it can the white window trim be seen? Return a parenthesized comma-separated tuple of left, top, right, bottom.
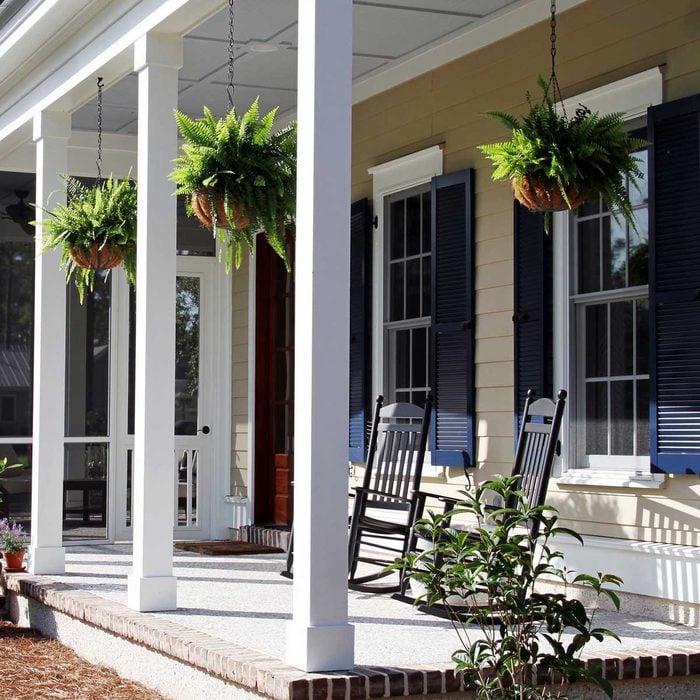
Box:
(553, 68, 666, 488)
(368, 145, 443, 473)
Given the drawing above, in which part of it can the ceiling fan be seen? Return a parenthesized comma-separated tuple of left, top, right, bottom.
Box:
(0, 190, 34, 236)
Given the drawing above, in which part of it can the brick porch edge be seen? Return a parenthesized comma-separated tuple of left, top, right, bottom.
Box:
(5, 574, 700, 699)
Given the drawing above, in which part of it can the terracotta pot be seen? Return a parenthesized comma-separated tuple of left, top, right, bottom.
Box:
(191, 189, 249, 230)
(68, 243, 123, 270)
(512, 174, 585, 212)
(3, 550, 25, 571)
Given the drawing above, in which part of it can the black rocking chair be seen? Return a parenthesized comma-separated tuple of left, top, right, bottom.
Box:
(397, 388, 567, 608)
(347, 394, 432, 592)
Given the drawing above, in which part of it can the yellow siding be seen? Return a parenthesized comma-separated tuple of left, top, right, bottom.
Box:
(349, 0, 700, 545)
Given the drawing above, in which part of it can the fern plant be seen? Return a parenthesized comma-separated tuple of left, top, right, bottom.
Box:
(478, 77, 647, 227)
(170, 98, 296, 270)
(38, 175, 137, 302)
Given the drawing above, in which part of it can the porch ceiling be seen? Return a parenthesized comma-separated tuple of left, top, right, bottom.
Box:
(70, 0, 524, 135)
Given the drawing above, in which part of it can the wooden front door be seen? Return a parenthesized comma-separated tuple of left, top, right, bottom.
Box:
(254, 239, 294, 526)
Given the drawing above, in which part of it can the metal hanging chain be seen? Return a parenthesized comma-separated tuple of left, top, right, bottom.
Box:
(546, 0, 566, 115)
(227, 0, 236, 110)
(96, 76, 104, 186)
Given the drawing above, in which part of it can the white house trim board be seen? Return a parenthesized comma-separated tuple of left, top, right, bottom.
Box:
(555, 535, 700, 606)
(0, 0, 226, 143)
(287, 0, 354, 673)
(29, 110, 70, 575)
(127, 32, 182, 613)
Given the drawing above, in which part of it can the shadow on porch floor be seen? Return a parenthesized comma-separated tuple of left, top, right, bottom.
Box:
(4, 543, 700, 699)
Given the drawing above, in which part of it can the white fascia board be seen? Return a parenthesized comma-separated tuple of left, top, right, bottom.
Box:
(352, 0, 589, 104)
(0, 0, 226, 143)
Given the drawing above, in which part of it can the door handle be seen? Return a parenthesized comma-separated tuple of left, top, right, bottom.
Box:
(198, 425, 211, 435)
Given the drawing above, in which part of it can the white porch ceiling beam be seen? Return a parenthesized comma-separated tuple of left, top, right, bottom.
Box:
(0, 0, 226, 144)
(287, 0, 354, 673)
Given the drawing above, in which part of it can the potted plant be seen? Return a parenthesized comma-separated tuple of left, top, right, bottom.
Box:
(478, 77, 647, 226)
(399, 475, 623, 699)
(170, 98, 296, 270)
(0, 518, 27, 571)
(38, 174, 137, 302)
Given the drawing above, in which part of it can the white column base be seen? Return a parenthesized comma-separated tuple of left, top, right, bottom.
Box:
(127, 574, 177, 612)
(28, 545, 66, 575)
(286, 622, 354, 672)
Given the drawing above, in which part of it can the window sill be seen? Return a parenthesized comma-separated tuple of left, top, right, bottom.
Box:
(554, 469, 667, 489)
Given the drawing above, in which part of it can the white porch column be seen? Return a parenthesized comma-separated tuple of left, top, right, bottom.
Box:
(286, 0, 354, 672)
(127, 32, 183, 612)
(29, 111, 70, 574)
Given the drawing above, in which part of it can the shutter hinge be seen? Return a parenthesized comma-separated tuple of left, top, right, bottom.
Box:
(512, 312, 529, 323)
(372, 215, 378, 229)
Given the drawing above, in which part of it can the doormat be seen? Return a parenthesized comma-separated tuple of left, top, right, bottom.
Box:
(174, 540, 284, 555)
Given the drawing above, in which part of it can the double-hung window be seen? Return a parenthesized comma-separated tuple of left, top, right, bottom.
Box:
(383, 186, 431, 407)
(570, 133, 649, 471)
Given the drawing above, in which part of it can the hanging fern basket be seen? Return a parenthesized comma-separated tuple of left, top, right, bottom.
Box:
(512, 174, 586, 213)
(191, 188, 250, 230)
(68, 243, 123, 270)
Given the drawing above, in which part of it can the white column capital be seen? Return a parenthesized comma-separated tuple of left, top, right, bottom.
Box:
(32, 111, 71, 143)
(134, 32, 183, 72)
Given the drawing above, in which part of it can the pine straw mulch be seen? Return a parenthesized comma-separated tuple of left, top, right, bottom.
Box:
(0, 620, 165, 700)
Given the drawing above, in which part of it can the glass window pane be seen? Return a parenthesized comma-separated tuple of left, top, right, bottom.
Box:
(395, 329, 410, 389)
(65, 273, 111, 437)
(396, 391, 410, 405)
(406, 195, 421, 257)
(585, 305, 607, 378)
(389, 262, 404, 321)
(0, 444, 31, 529)
(175, 276, 200, 434)
(637, 379, 650, 456)
(422, 192, 431, 253)
(628, 212, 649, 287)
(629, 149, 648, 207)
(610, 301, 633, 376)
(0, 233, 34, 437)
(412, 327, 426, 389)
(578, 196, 600, 217)
(405, 258, 421, 319)
(390, 199, 404, 260)
(63, 442, 108, 541)
(577, 218, 600, 293)
(586, 382, 608, 455)
(636, 299, 649, 375)
(176, 197, 215, 256)
(610, 380, 634, 455)
(603, 216, 626, 290)
(421, 256, 431, 318)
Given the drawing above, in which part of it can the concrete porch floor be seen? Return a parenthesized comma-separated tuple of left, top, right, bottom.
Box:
(4, 543, 700, 699)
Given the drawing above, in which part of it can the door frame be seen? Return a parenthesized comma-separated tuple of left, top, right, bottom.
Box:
(111, 253, 232, 541)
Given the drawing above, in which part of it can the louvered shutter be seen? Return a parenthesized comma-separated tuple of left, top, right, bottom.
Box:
(649, 94, 700, 474)
(513, 203, 553, 441)
(348, 198, 372, 461)
(430, 170, 475, 468)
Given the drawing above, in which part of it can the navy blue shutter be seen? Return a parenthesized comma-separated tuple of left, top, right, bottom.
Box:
(513, 203, 553, 441)
(430, 170, 475, 468)
(649, 94, 700, 474)
(348, 198, 372, 461)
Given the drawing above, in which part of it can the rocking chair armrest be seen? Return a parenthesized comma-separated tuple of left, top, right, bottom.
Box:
(412, 489, 458, 506)
(352, 486, 412, 504)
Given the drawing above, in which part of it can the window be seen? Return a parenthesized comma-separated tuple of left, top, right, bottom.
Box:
(549, 69, 664, 482)
(384, 186, 431, 406)
(570, 133, 649, 470)
(368, 145, 442, 408)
